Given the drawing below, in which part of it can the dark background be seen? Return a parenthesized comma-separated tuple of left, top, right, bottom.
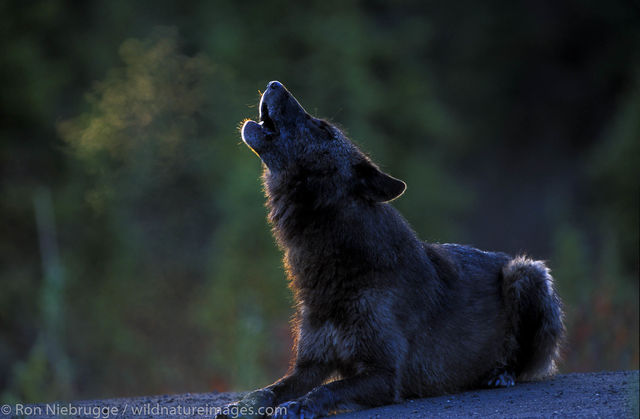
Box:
(1, 0, 638, 403)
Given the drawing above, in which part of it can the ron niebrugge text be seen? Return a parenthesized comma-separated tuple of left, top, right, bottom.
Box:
(7, 402, 286, 417)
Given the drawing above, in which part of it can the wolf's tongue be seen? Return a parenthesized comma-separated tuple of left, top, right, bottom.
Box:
(260, 97, 269, 119)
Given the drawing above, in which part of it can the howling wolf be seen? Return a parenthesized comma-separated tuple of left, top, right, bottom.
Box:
(219, 81, 564, 419)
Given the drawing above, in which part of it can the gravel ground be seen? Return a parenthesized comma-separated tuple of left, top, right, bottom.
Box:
(4, 371, 637, 419)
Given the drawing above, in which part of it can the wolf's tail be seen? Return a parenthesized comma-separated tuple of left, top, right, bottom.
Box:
(502, 256, 565, 380)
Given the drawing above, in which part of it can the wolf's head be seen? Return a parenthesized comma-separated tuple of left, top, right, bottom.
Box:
(241, 81, 405, 204)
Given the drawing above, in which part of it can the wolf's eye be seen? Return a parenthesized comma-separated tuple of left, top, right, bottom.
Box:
(311, 119, 334, 139)
(323, 126, 334, 138)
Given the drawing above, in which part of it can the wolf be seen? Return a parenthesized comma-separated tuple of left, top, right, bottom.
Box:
(218, 81, 564, 419)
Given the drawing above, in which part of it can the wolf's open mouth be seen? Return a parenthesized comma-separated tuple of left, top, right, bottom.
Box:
(260, 100, 277, 134)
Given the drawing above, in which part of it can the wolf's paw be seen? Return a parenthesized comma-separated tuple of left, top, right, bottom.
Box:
(272, 400, 318, 419)
(215, 389, 276, 419)
(487, 371, 516, 388)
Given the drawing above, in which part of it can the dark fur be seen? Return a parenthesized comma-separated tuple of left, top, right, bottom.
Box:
(221, 81, 564, 418)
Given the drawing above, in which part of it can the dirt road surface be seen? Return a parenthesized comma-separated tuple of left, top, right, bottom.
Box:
(5, 371, 638, 418)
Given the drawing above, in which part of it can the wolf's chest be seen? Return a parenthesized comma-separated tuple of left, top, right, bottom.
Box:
(298, 319, 360, 365)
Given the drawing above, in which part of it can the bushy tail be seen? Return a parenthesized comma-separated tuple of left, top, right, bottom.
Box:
(502, 256, 565, 380)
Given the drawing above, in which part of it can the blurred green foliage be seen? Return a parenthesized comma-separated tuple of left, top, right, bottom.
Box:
(0, 0, 638, 403)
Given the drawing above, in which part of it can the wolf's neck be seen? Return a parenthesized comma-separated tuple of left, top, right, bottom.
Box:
(263, 169, 427, 293)
(265, 183, 346, 253)
(263, 169, 346, 243)
(267, 187, 401, 286)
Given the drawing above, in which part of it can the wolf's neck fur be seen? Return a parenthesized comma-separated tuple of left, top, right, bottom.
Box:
(263, 169, 429, 301)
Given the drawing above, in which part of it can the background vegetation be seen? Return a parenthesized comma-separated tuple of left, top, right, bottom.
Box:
(1, 0, 638, 402)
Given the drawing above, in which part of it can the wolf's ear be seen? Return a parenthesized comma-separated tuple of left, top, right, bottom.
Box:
(354, 160, 406, 202)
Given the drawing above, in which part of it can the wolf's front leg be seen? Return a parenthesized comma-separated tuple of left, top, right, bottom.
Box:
(272, 369, 397, 419)
(216, 362, 331, 419)
(267, 362, 334, 405)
